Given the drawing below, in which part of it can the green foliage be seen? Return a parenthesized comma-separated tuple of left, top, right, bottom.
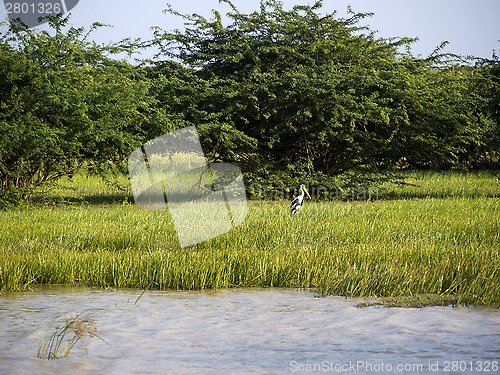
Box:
(468, 51, 500, 167)
(1, 2, 499, 204)
(153, 0, 499, 189)
(0, 16, 165, 202)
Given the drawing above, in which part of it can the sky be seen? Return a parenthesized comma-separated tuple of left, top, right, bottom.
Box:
(1, 0, 499, 60)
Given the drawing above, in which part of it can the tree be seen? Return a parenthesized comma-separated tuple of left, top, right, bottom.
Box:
(0, 16, 163, 205)
(466, 50, 500, 169)
(153, 0, 493, 191)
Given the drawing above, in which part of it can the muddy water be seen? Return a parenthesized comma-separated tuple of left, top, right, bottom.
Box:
(0, 286, 498, 374)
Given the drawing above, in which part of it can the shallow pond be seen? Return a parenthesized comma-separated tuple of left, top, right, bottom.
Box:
(0, 286, 499, 374)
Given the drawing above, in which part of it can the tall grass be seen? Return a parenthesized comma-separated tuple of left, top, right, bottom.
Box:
(380, 170, 500, 199)
(0, 172, 499, 306)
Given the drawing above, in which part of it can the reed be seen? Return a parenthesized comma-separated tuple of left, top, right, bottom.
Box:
(0, 171, 499, 306)
(38, 310, 107, 360)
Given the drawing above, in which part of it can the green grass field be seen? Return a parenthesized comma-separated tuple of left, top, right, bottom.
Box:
(0, 171, 499, 306)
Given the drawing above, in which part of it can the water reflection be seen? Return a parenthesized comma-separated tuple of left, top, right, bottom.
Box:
(0, 286, 498, 374)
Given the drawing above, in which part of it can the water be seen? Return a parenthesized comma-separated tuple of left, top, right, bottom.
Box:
(0, 286, 499, 374)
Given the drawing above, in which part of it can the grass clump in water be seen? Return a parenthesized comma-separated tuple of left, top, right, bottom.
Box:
(38, 310, 107, 360)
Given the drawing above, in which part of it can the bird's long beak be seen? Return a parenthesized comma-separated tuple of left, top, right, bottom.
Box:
(303, 186, 311, 199)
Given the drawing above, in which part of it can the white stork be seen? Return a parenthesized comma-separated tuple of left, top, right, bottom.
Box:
(290, 184, 311, 216)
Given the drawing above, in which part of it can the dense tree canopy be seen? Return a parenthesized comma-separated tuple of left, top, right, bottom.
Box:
(0, 1, 499, 205)
(152, 0, 499, 188)
(0, 16, 168, 203)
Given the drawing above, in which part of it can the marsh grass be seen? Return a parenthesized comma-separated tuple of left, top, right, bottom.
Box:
(38, 310, 107, 360)
(35, 173, 132, 206)
(0, 171, 499, 306)
(380, 170, 500, 200)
